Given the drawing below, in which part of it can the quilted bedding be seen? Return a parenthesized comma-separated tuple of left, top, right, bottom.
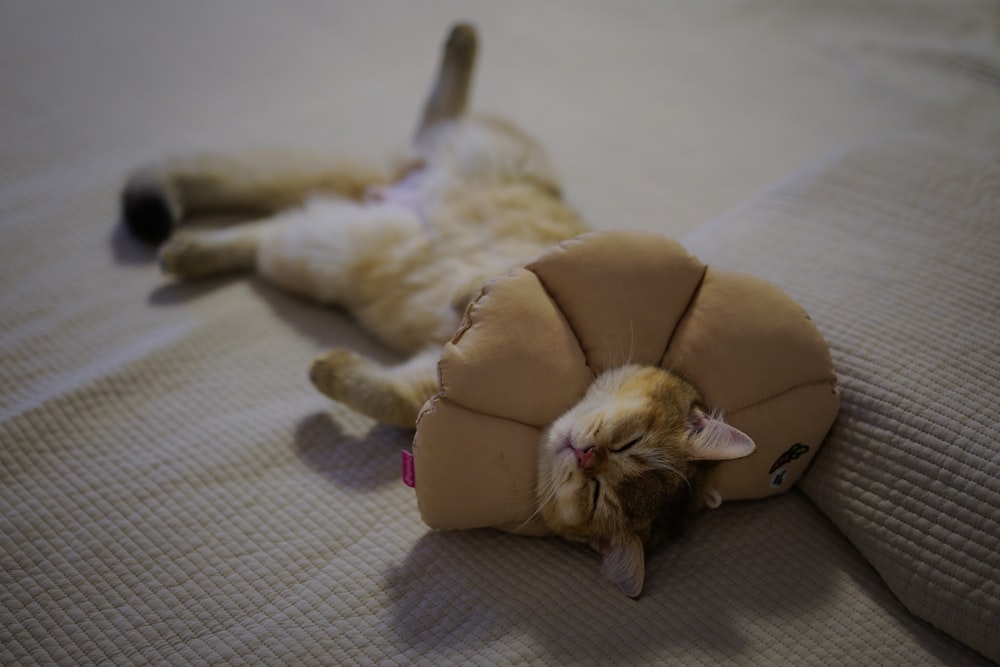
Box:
(3, 2, 999, 665)
(685, 139, 1000, 663)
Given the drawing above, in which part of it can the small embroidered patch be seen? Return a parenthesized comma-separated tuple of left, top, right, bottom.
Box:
(769, 442, 810, 474)
(401, 450, 416, 488)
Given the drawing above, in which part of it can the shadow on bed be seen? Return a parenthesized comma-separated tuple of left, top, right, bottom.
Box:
(147, 275, 238, 305)
(382, 497, 842, 662)
(137, 251, 399, 363)
(110, 220, 159, 265)
(295, 411, 411, 491)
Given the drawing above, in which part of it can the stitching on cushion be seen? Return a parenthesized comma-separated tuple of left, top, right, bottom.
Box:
(725, 377, 838, 417)
(436, 282, 492, 396)
(528, 265, 595, 380)
(658, 264, 708, 367)
(434, 394, 542, 431)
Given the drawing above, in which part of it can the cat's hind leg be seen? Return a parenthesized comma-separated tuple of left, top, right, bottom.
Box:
(158, 196, 422, 287)
(309, 347, 440, 428)
(122, 151, 392, 245)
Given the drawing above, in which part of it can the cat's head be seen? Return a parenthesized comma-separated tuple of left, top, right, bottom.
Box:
(536, 364, 754, 597)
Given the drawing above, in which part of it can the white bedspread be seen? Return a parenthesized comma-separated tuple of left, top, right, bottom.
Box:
(3, 2, 998, 664)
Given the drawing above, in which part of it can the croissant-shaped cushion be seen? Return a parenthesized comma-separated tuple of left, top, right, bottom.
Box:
(413, 230, 839, 534)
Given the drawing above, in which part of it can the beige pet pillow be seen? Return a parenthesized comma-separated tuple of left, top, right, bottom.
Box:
(413, 230, 839, 534)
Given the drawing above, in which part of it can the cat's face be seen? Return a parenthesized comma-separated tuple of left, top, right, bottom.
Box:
(536, 365, 754, 597)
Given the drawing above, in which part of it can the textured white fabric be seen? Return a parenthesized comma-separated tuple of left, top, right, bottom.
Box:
(2, 2, 999, 665)
(686, 139, 1000, 662)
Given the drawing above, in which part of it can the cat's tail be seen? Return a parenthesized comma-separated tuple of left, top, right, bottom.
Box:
(414, 23, 478, 143)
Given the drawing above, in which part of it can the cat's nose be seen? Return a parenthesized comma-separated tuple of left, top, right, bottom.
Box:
(573, 446, 596, 468)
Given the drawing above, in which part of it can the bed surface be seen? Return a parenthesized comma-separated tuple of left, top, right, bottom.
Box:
(3, 2, 998, 664)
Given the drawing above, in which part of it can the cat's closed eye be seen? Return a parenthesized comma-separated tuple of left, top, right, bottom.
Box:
(612, 437, 642, 453)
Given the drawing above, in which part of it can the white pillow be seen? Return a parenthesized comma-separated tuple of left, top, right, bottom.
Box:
(684, 139, 1000, 662)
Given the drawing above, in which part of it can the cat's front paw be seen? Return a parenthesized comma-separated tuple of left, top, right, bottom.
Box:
(309, 348, 366, 401)
(158, 233, 232, 278)
(121, 166, 182, 245)
(158, 231, 255, 279)
(158, 233, 210, 277)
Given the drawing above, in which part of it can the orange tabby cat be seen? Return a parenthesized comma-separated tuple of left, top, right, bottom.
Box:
(537, 365, 755, 597)
(123, 24, 754, 596)
(121, 24, 586, 427)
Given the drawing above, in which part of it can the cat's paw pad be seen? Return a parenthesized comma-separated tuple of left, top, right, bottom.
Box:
(121, 168, 181, 245)
(309, 348, 365, 400)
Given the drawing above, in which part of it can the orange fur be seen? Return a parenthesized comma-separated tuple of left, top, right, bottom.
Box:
(537, 365, 753, 597)
(123, 25, 754, 597)
(121, 24, 585, 427)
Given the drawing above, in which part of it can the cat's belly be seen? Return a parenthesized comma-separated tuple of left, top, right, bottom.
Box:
(364, 168, 427, 213)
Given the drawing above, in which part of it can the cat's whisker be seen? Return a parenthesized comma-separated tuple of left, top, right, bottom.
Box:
(634, 450, 693, 491)
(510, 507, 545, 533)
(626, 319, 636, 367)
(664, 464, 693, 492)
(505, 484, 550, 510)
(601, 321, 637, 372)
(505, 473, 560, 532)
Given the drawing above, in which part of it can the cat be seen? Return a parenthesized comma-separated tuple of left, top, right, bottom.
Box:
(122, 23, 755, 597)
(120, 23, 586, 427)
(537, 364, 755, 597)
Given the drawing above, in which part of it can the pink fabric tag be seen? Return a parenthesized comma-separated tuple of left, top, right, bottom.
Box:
(401, 450, 415, 488)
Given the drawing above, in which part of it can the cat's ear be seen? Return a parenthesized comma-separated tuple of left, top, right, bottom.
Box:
(685, 408, 755, 461)
(597, 533, 646, 598)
